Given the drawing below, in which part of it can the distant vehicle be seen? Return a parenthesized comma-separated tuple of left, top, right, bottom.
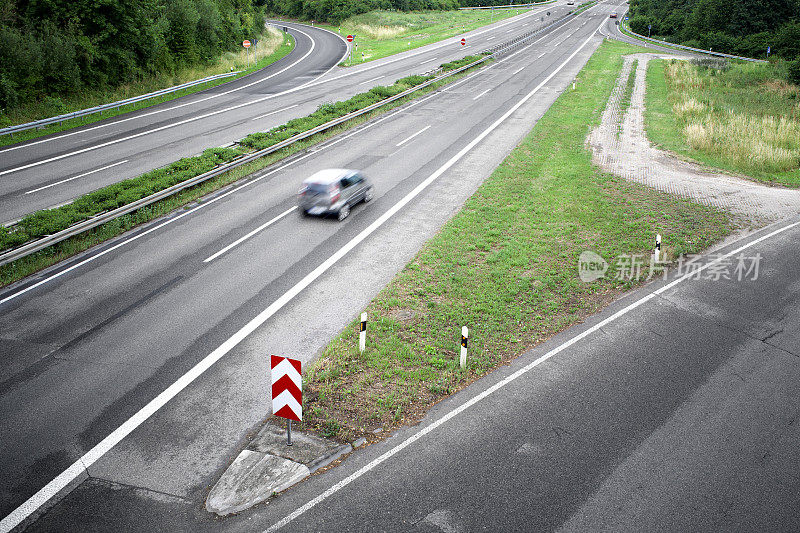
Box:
(298, 169, 374, 221)
(610, 12, 618, 18)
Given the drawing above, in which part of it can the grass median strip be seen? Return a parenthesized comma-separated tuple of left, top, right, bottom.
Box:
(0, 55, 488, 288)
(645, 58, 800, 187)
(327, 3, 551, 66)
(298, 39, 733, 443)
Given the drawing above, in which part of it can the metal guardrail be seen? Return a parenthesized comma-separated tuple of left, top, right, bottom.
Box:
(0, 71, 242, 138)
(619, 20, 767, 63)
(481, 2, 588, 56)
(0, 58, 491, 266)
(0, 6, 591, 267)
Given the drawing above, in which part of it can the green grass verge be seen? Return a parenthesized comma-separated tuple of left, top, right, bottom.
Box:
(298, 39, 734, 442)
(0, 31, 295, 148)
(322, 4, 552, 66)
(644, 58, 800, 187)
(0, 56, 489, 288)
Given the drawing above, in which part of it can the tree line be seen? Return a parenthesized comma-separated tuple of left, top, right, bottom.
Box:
(260, 0, 459, 26)
(0, 0, 266, 111)
(628, 0, 800, 79)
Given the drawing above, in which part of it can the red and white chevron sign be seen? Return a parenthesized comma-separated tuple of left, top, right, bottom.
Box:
(271, 355, 302, 422)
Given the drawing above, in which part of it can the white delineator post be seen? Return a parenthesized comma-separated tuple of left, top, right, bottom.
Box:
(359, 312, 367, 353)
(460, 326, 469, 368)
(655, 234, 662, 262)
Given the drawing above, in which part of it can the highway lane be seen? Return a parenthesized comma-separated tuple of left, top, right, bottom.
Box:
(0, 3, 617, 529)
(234, 219, 800, 533)
(0, 3, 574, 225)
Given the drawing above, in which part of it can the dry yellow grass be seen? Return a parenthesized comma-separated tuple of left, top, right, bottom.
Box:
(354, 23, 409, 40)
(667, 59, 800, 173)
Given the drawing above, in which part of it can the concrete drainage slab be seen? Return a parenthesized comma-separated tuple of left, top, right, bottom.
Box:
(206, 424, 352, 516)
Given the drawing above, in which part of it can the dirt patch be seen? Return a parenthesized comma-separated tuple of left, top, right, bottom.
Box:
(588, 54, 800, 225)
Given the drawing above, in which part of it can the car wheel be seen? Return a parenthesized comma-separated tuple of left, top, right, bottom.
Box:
(337, 204, 350, 221)
(363, 187, 374, 203)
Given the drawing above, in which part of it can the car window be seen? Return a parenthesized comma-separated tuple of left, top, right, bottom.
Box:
(306, 182, 328, 194)
(340, 177, 351, 187)
(352, 174, 364, 184)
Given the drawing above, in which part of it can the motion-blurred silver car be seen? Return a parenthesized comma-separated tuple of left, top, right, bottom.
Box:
(298, 169, 374, 221)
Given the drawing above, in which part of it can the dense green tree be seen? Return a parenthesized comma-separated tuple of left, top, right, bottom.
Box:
(629, 0, 800, 63)
(0, 0, 267, 110)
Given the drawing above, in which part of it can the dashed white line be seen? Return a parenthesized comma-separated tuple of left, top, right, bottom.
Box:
(472, 88, 492, 100)
(24, 160, 129, 195)
(204, 206, 297, 263)
(358, 75, 385, 85)
(396, 125, 432, 147)
(0, 14, 610, 531)
(513, 66, 526, 75)
(538, 52, 547, 58)
(251, 104, 299, 121)
(420, 57, 438, 65)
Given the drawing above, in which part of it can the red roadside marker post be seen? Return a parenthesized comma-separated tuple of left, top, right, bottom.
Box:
(461, 37, 466, 46)
(271, 355, 302, 446)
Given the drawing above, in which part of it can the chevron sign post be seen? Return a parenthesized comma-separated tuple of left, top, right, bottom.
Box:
(271, 355, 302, 445)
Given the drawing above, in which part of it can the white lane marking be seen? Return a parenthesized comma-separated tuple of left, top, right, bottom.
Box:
(262, 18, 624, 532)
(0, 92, 296, 177)
(538, 52, 547, 58)
(263, 219, 800, 533)
(0, 3, 575, 305)
(513, 66, 526, 75)
(506, 29, 515, 33)
(395, 125, 432, 147)
(251, 104, 299, 121)
(203, 206, 297, 263)
(487, 36, 496, 41)
(0, 27, 322, 157)
(24, 160, 128, 195)
(0, 6, 545, 159)
(472, 88, 492, 100)
(0, 18, 607, 529)
(0, 25, 496, 307)
(358, 75, 385, 85)
(420, 57, 438, 65)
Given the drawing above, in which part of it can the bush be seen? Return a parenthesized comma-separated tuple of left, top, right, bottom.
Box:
(788, 59, 800, 85)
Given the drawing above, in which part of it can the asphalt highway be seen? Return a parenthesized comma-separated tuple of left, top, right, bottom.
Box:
(0, 3, 573, 225)
(0, 2, 623, 529)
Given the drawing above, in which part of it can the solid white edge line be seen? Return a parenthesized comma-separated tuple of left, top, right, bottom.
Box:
(472, 88, 492, 100)
(24, 160, 129, 195)
(395, 125, 432, 147)
(265, 17, 683, 532)
(0, 17, 607, 531)
(0, 46, 479, 307)
(0, 0, 580, 307)
(358, 75, 385, 86)
(0, 0, 586, 307)
(252, 104, 299, 121)
(262, 220, 800, 533)
(204, 206, 297, 263)
(0, 27, 320, 157)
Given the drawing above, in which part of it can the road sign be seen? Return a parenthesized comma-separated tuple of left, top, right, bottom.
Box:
(272, 355, 302, 422)
(461, 38, 466, 46)
(347, 34, 354, 42)
(242, 40, 251, 48)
